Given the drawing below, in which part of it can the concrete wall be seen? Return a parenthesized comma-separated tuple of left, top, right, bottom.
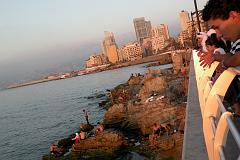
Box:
(182, 56, 208, 160)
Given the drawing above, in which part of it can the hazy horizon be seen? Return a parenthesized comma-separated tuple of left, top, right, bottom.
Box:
(0, 31, 137, 88)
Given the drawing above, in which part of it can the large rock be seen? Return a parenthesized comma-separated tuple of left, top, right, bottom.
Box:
(71, 131, 126, 156)
(104, 70, 186, 136)
(137, 104, 185, 135)
(139, 76, 167, 101)
(104, 104, 127, 128)
(104, 97, 185, 135)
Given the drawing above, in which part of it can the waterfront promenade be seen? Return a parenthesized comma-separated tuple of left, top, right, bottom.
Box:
(183, 51, 240, 159)
(182, 54, 208, 159)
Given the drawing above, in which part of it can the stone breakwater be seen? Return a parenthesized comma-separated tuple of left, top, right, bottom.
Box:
(44, 67, 188, 160)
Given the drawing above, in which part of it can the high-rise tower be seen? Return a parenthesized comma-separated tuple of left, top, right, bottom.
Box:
(102, 31, 119, 64)
(133, 17, 152, 45)
(179, 10, 190, 31)
(152, 24, 170, 40)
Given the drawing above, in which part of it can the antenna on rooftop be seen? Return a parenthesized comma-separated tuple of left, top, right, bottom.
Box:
(194, 0, 201, 32)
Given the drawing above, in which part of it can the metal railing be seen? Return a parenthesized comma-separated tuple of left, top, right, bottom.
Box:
(192, 50, 240, 160)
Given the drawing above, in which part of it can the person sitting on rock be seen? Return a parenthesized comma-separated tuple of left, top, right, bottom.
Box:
(50, 144, 63, 155)
(95, 122, 104, 135)
(72, 133, 79, 144)
(79, 130, 86, 140)
(159, 124, 166, 136)
(149, 123, 161, 146)
(118, 94, 124, 103)
(159, 123, 171, 136)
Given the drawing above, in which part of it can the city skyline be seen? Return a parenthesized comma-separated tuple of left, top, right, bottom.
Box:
(1, 0, 208, 63)
(0, 0, 208, 88)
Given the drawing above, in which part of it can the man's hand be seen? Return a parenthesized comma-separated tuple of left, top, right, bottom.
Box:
(197, 49, 205, 57)
(199, 51, 215, 68)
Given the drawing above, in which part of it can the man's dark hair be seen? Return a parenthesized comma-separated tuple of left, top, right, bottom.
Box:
(202, 0, 240, 21)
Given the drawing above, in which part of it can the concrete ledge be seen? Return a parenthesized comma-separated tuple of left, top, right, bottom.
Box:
(182, 56, 208, 160)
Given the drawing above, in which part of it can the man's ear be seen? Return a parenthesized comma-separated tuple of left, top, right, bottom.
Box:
(229, 11, 239, 20)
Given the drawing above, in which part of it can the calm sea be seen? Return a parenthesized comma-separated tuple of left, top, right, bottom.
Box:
(0, 63, 172, 160)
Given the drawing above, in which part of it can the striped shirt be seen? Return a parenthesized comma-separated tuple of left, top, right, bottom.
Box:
(230, 39, 240, 54)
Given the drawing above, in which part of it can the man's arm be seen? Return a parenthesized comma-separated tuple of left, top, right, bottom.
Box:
(200, 52, 232, 68)
(213, 52, 232, 62)
(223, 51, 240, 67)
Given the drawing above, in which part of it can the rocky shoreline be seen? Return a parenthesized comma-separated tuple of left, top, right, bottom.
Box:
(43, 66, 188, 160)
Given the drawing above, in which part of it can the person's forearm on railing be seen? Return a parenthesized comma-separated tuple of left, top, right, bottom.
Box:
(222, 52, 240, 68)
(213, 53, 232, 62)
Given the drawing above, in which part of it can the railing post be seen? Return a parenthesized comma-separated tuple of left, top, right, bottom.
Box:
(202, 81, 213, 107)
(203, 68, 237, 160)
(214, 112, 232, 160)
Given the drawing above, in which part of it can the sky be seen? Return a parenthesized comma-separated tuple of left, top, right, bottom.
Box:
(0, 0, 208, 88)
